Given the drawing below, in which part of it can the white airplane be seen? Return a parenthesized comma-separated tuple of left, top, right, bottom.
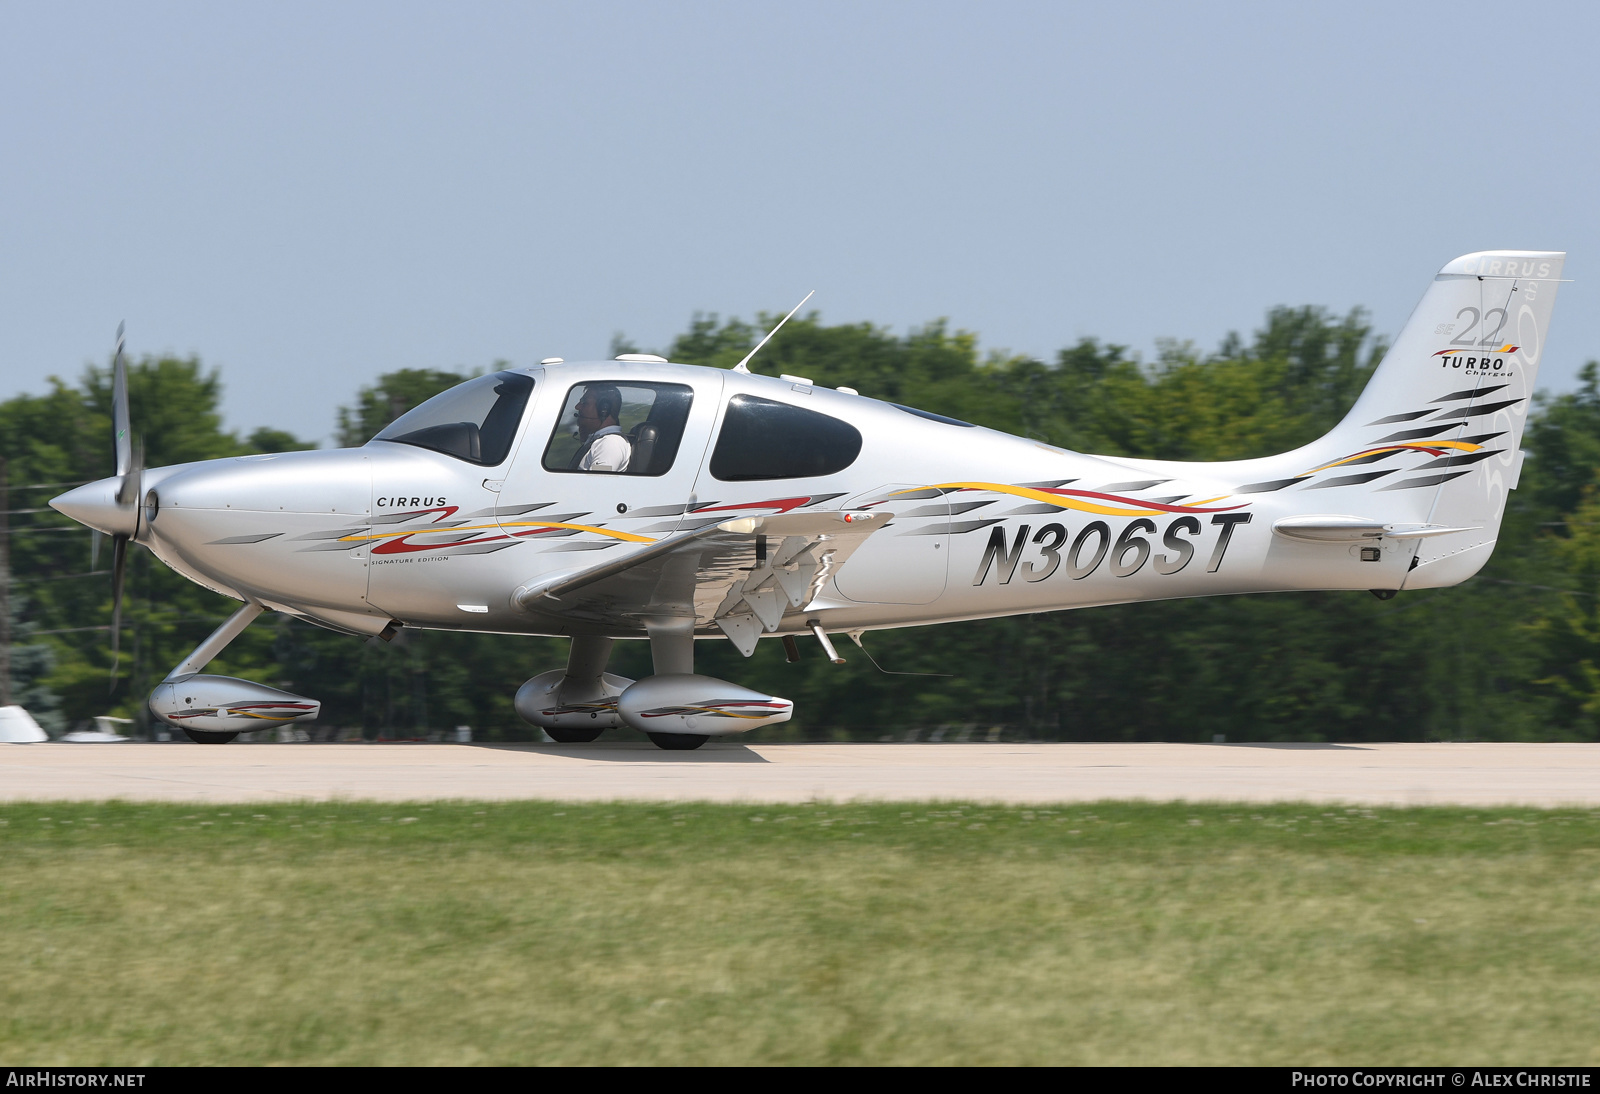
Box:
(51, 250, 1564, 749)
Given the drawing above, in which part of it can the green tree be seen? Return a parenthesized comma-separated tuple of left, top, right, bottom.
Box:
(4, 320, 1596, 743)
(1, 358, 292, 729)
(247, 427, 317, 453)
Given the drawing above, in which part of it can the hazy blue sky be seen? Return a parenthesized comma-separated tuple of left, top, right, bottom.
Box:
(3, 1, 1597, 444)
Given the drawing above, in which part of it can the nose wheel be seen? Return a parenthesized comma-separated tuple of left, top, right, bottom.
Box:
(543, 726, 605, 743)
(647, 733, 709, 751)
(183, 730, 239, 744)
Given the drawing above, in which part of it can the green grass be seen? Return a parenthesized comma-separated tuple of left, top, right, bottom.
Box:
(2, 800, 1598, 1065)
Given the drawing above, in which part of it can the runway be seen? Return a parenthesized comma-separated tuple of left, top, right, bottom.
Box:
(1, 741, 1598, 806)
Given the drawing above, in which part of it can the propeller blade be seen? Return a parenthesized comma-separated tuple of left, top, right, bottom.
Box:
(112, 322, 132, 478)
(108, 324, 141, 690)
(109, 533, 127, 689)
(115, 437, 143, 510)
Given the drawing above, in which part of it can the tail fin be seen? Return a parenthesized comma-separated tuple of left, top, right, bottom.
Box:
(1286, 250, 1564, 588)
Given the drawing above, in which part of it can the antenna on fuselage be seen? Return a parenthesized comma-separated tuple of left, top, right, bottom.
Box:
(731, 290, 814, 374)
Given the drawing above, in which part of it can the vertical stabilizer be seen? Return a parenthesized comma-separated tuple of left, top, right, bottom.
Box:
(1290, 251, 1564, 588)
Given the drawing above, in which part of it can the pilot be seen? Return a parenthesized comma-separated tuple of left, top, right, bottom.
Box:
(572, 385, 631, 472)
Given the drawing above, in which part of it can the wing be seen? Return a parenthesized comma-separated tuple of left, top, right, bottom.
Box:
(512, 510, 891, 653)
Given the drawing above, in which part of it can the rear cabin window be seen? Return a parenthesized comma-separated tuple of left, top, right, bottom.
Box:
(372, 371, 534, 467)
(709, 395, 863, 481)
(542, 382, 695, 476)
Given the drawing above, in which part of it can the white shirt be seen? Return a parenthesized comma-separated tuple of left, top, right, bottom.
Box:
(579, 425, 631, 472)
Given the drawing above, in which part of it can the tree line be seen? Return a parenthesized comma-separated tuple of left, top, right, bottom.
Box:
(5, 305, 1600, 741)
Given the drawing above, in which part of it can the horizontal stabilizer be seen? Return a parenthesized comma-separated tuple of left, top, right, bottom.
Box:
(1272, 515, 1479, 542)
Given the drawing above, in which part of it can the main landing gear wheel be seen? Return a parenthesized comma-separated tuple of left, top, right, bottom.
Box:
(544, 726, 605, 743)
(183, 729, 238, 744)
(648, 733, 709, 751)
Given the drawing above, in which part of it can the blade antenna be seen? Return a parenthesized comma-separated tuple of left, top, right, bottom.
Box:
(732, 290, 814, 374)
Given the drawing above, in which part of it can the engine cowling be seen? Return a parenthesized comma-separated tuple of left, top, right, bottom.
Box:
(617, 674, 793, 736)
(514, 669, 634, 731)
(149, 674, 320, 733)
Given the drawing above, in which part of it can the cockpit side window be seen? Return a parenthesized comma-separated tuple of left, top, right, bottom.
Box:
(709, 395, 863, 481)
(542, 382, 695, 476)
(372, 372, 535, 467)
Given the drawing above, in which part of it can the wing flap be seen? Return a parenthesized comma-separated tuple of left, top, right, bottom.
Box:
(512, 511, 891, 645)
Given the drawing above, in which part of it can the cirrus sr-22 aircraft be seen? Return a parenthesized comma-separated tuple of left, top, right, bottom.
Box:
(51, 250, 1564, 749)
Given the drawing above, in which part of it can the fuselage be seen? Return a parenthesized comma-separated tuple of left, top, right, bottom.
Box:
(45, 251, 1562, 748)
(51, 358, 1462, 641)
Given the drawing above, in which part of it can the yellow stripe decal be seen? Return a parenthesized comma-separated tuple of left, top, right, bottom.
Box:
(338, 521, 656, 544)
(926, 482, 1193, 518)
(1302, 441, 1483, 475)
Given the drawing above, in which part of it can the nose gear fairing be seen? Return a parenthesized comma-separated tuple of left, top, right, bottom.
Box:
(149, 675, 320, 734)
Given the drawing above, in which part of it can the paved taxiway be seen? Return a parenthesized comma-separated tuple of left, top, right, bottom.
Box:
(1, 741, 1598, 806)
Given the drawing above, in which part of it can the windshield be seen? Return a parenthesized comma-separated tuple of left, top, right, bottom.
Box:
(372, 372, 534, 466)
